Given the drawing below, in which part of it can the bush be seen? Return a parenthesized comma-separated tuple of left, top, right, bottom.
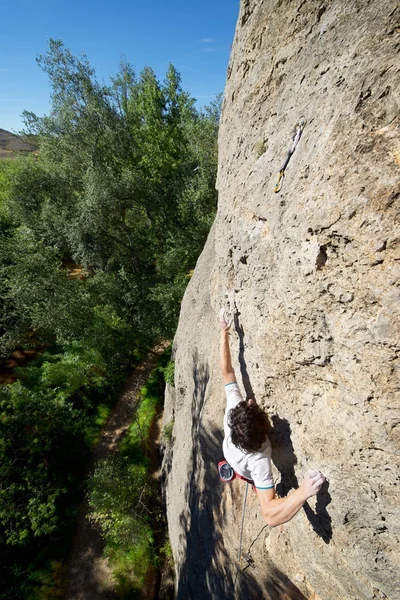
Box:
(0, 38, 216, 597)
(87, 354, 170, 596)
(161, 421, 174, 444)
(29, 561, 67, 600)
(161, 360, 175, 386)
(0, 383, 88, 547)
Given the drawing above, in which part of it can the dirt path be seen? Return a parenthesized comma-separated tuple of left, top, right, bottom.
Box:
(65, 344, 167, 600)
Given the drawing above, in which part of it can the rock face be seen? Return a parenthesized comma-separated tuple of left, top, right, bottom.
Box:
(162, 1, 399, 599)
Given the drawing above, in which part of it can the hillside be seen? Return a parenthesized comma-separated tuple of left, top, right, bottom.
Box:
(162, 1, 400, 599)
(0, 128, 36, 158)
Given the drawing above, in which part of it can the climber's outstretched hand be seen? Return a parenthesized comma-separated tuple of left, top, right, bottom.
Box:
(300, 469, 326, 500)
(218, 308, 232, 331)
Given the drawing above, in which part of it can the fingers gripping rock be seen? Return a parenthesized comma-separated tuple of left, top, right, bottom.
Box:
(302, 469, 326, 499)
(219, 307, 232, 330)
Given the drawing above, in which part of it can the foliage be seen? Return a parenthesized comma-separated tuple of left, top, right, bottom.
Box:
(0, 38, 217, 598)
(107, 533, 153, 596)
(29, 561, 67, 600)
(159, 538, 173, 567)
(161, 421, 174, 444)
(0, 383, 89, 546)
(88, 457, 150, 545)
(0, 227, 90, 355)
(161, 359, 175, 386)
(15, 40, 219, 328)
(121, 365, 164, 457)
(254, 138, 267, 157)
(38, 343, 106, 398)
(87, 357, 168, 597)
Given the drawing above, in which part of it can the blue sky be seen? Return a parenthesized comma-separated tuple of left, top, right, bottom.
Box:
(0, 0, 239, 132)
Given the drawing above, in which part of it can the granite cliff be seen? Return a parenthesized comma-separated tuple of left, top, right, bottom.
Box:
(162, 1, 399, 598)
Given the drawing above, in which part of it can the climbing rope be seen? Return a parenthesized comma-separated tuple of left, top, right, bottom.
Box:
(274, 117, 306, 193)
(233, 481, 249, 590)
(238, 481, 249, 563)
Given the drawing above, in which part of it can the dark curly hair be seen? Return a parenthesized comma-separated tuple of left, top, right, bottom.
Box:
(228, 401, 269, 453)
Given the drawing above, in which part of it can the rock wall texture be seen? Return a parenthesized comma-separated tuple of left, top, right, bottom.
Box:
(162, 1, 400, 599)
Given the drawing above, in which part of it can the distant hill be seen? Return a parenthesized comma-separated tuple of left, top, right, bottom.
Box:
(0, 128, 36, 159)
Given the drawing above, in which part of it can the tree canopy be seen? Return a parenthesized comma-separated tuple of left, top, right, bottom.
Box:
(0, 39, 220, 598)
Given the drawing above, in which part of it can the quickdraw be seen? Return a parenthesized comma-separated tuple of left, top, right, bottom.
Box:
(274, 117, 306, 193)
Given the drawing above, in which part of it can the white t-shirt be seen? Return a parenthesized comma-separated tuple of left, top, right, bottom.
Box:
(223, 382, 274, 490)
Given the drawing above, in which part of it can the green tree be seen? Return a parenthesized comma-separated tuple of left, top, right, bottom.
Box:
(0, 383, 88, 546)
(0, 39, 220, 598)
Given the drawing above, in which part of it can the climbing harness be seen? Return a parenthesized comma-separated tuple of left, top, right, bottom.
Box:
(218, 460, 254, 486)
(274, 117, 306, 193)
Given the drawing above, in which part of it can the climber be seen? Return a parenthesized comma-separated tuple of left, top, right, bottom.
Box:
(219, 308, 325, 527)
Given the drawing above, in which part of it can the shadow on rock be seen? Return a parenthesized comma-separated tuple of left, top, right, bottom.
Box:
(269, 416, 332, 543)
(303, 480, 332, 544)
(233, 311, 255, 400)
(269, 415, 299, 497)
(176, 350, 271, 600)
(259, 563, 308, 600)
(236, 566, 308, 600)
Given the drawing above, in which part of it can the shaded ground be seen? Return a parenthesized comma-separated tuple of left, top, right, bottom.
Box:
(0, 261, 89, 385)
(65, 344, 167, 600)
(0, 332, 45, 384)
(0, 348, 38, 384)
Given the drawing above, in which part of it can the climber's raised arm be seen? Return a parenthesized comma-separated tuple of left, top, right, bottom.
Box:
(218, 306, 326, 527)
(219, 308, 236, 384)
(256, 470, 325, 527)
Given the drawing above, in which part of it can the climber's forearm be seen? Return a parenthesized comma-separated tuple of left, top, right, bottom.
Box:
(257, 488, 307, 527)
(220, 330, 235, 382)
(258, 470, 325, 526)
